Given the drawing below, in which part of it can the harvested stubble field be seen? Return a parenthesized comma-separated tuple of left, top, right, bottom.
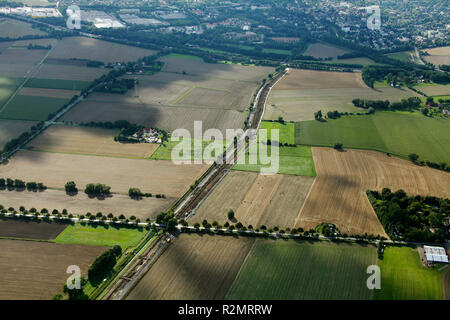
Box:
(62, 100, 247, 136)
(303, 42, 350, 59)
(0, 239, 106, 300)
(63, 56, 271, 135)
(160, 56, 274, 82)
(226, 239, 377, 300)
(294, 147, 450, 237)
(126, 234, 255, 300)
(264, 69, 419, 121)
(0, 189, 174, 221)
(424, 46, 450, 68)
(0, 150, 209, 197)
(0, 218, 67, 240)
(192, 171, 314, 229)
(48, 37, 156, 63)
(0, 119, 37, 149)
(125, 72, 258, 111)
(0, 18, 46, 38)
(27, 125, 159, 158)
(18, 87, 80, 99)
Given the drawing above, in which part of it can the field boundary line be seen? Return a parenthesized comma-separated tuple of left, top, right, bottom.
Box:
(224, 237, 258, 299)
(293, 175, 318, 228)
(172, 85, 196, 105)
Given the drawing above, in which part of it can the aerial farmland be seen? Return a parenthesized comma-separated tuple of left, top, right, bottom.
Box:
(0, 1, 449, 307)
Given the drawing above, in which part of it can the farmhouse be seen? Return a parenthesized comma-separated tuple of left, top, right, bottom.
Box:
(132, 128, 162, 143)
(423, 246, 449, 264)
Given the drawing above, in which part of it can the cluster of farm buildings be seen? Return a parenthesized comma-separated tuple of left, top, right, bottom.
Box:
(132, 128, 162, 144)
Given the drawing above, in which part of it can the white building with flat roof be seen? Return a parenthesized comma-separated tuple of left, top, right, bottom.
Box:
(424, 246, 449, 263)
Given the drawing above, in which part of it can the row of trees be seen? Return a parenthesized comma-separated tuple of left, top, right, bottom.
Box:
(352, 97, 422, 111)
(0, 178, 46, 191)
(128, 187, 166, 199)
(408, 153, 450, 172)
(84, 183, 111, 196)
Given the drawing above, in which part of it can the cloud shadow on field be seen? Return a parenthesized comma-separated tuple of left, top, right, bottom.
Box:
(128, 234, 255, 300)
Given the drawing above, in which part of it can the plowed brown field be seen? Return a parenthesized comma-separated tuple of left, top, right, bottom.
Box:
(294, 148, 450, 237)
(126, 234, 255, 300)
(0, 239, 106, 300)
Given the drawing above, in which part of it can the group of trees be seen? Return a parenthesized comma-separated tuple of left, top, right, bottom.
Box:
(95, 78, 135, 94)
(362, 65, 450, 89)
(84, 183, 111, 196)
(88, 246, 122, 285)
(128, 187, 165, 199)
(367, 188, 449, 243)
(0, 178, 46, 191)
(64, 181, 77, 194)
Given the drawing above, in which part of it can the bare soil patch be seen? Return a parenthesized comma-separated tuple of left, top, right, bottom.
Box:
(0, 218, 68, 240)
(0, 239, 106, 300)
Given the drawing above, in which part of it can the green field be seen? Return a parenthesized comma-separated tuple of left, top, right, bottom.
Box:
(226, 240, 377, 300)
(150, 138, 230, 161)
(0, 77, 21, 107)
(0, 95, 69, 121)
(233, 145, 316, 176)
(55, 223, 146, 249)
(385, 51, 414, 63)
(24, 78, 91, 90)
(295, 111, 450, 163)
(375, 247, 444, 300)
(163, 53, 204, 61)
(260, 121, 295, 145)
